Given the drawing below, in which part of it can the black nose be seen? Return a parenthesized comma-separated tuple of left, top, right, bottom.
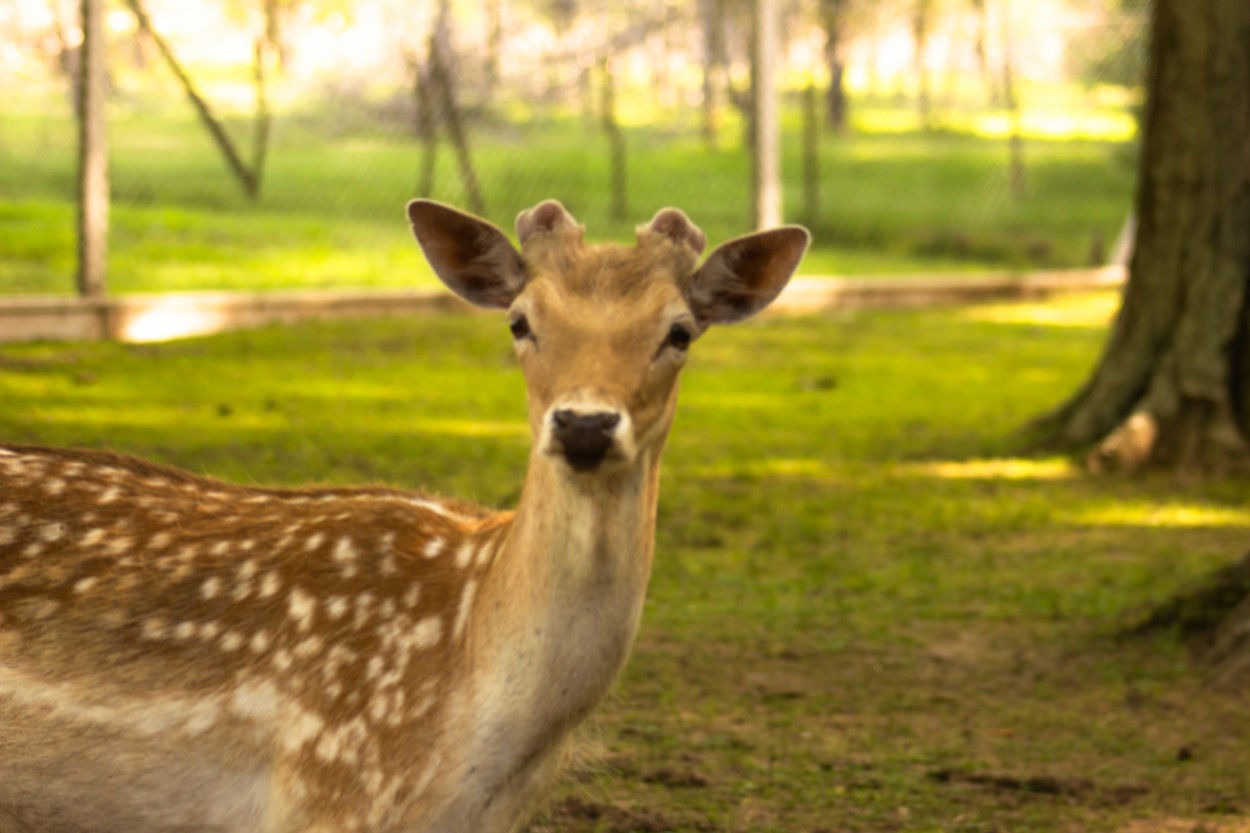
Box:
(552, 410, 621, 471)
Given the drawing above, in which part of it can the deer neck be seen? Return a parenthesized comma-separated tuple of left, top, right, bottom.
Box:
(486, 445, 661, 688)
(457, 445, 663, 779)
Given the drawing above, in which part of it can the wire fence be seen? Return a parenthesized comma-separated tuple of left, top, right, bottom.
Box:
(0, 0, 1147, 296)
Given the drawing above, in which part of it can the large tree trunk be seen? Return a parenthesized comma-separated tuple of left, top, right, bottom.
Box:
(1035, 0, 1250, 476)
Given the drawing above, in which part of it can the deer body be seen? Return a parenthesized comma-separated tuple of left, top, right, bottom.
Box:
(0, 200, 807, 833)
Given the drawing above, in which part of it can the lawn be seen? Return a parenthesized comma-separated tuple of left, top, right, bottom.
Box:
(0, 91, 1136, 295)
(2, 292, 1247, 832)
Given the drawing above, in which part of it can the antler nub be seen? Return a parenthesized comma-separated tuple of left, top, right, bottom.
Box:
(640, 208, 707, 256)
(516, 200, 580, 244)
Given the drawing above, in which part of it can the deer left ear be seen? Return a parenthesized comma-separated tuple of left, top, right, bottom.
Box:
(407, 200, 526, 309)
(691, 227, 810, 326)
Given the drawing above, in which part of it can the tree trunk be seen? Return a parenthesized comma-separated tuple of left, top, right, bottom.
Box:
(600, 58, 627, 222)
(912, 0, 934, 129)
(700, 0, 727, 146)
(76, 0, 108, 300)
(1035, 0, 1250, 476)
(820, 0, 849, 134)
(125, 0, 266, 200)
(751, 0, 781, 230)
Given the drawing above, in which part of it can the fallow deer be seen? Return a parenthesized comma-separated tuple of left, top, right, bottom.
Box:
(0, 199, 808, 833)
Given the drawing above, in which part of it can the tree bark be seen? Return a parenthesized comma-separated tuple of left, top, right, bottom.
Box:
(1035, 0, 1250, 476)
(76, 0, 108, 300)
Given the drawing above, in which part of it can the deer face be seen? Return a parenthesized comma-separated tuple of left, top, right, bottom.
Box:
(408, 200, 808, 475)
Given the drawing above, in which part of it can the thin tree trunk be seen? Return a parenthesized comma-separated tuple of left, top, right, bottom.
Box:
(700, 0, 727, 146)
(600, 58, 627, 222)
(76, 0, 108, 300)
(1001, 0, 1026, 201)
(821, 0, 849, 134)
(411, 56, 438, 199)
(752, 0, 781, 229)
(802, 81, 820, 226)
(1034, 0, 1250, 475)
(124, 0, 264, 200)
(428, 25, 486, 216)
(913, 0, 934, 129)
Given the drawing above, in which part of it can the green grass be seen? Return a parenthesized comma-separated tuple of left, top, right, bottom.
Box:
(0, 92, 1136, 294)
(2, 293, 1247, 832)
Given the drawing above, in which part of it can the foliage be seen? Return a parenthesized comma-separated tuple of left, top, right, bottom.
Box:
(0, 97, 1135, 295)
(2, 294, 1248, 831)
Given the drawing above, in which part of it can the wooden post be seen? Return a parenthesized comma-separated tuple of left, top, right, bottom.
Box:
(76, 0, 108, 300)
(752, 0, 781, 229)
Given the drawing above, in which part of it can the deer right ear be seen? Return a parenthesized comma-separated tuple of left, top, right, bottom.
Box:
(407, 200, 526, 309)
(690, 227, 810, 327)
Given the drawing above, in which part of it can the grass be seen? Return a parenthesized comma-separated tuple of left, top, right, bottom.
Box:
(0, 90, 1136, 295)
(2, 292, 1248, 832)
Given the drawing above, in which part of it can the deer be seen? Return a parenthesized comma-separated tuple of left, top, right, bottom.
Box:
(0, 199, 808, 833)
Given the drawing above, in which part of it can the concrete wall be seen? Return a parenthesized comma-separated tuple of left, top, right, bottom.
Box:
(0, 267, 1125, 345)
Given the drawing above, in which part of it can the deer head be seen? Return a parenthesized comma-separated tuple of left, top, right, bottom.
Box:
(407, 199, 809, 475)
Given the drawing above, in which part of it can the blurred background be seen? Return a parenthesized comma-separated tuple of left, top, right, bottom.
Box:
(1, 0, 1146, 295)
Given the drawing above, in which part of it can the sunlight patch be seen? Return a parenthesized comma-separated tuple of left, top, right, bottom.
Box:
(690, 458, 837, 481)
(1072, 502, 1250, 529)
(961, 291, 1120, 329)
(910, 458, 1077, 481)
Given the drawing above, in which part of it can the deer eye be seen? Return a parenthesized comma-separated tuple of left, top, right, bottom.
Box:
(509, 315, 531, 341)
(666, 323, 692, 352)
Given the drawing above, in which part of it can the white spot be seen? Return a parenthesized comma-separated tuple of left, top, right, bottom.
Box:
(173, 621, 197, 640)
(293, 635, 323, 659)
(20, 542, 43, 559)
(201, 576, 223, 600)
(273, 649, 294, 671)
(452, 580, 477, 640)
(476, 538, 497, 568)
(0, 528, 16, 546)
(210, 541, 231, 557)
(141, 618, 169, 640)
(413, 616, 442, 649)
(281, 707, 325, 753)
(231, 679, 280, 722)
(80, 528, 106, 547)
(454, 541, 475, 569)
(44, 478, 66, 496)
(147, 531, 173, 551)
(326, 596, 349, 620)
(103, 537, 132, 556)
(304, 532, 325, 552)
(98, 487, 120, 504)
(333, 536, 357, 563)
(421, 538, 444, 559)
(199, 621, 222, 640)
(260, 572, 282, 598)
(74, 576, 99, 594)
(220, 631, 245, 652)
(289, 588, 316, 631)
(402, 584, 420, 610)
(250, 630, 272, 653)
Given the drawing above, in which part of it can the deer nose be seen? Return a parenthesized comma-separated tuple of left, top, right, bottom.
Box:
(551, 410, 621, 471)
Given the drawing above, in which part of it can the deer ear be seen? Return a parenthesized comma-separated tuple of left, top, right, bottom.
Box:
(407, 200, 525, 309)
(691, 227, 810, 326)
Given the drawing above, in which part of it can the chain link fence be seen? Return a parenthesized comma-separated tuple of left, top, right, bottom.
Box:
(0, 0, 1147, 296)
